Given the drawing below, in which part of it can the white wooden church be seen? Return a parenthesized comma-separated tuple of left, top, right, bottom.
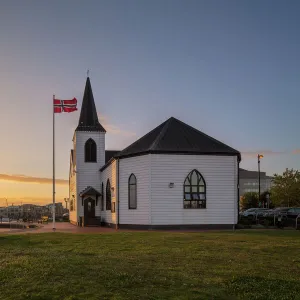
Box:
(69, 77, 241, 229)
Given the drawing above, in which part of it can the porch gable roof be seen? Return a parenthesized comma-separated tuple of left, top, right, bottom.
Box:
(79, 186, 102, 197)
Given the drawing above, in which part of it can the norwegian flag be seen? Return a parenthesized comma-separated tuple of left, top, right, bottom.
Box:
(54, 98, 77, 113)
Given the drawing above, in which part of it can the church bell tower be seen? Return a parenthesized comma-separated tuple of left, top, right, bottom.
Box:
(73, 77, 106, 219)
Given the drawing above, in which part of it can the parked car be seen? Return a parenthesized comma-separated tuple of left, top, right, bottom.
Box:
(240, 208, 270, 224)
(63, 213, 69, 221)
(261, 207, 300, 227)
(263, 207, 290, 218)
(286, 207, 300, 218)
(261, 209, 275, 217)
(241, 208, 269, 217)
(285, 207, 300, 227)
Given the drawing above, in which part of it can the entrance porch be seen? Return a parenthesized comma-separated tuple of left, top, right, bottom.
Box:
(79, 186, 102, 227)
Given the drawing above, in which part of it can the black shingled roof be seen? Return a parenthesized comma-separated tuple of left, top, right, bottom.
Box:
(79, 186, 102, 197)
(76, 77, 106, 132)
(105, 150, 120, 163)
(115, 117, 241, 160)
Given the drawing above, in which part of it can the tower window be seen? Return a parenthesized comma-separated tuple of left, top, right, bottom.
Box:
(85, 138, 97, 162)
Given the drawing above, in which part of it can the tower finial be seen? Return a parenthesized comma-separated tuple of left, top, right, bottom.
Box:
(87, 69, 90, 77)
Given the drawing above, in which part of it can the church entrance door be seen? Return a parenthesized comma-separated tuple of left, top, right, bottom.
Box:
(84, 197, 95, 226)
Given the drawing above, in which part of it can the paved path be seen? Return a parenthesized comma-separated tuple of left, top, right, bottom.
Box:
(0, 222, 240, 235)
(0, 222, 117, 234)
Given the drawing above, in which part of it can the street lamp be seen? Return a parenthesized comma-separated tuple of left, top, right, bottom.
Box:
(64, 198, 69, 210)
(265, 192, 270, 209)
(258, 154, 264, 206)
(4, 198, 8, 220)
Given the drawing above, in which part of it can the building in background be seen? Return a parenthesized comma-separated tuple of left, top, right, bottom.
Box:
(0, 206, 6, 217)
(45, 202, 64, 217)
(0, 205, 22, 219)
(0, 202, 67, 220)
(239, 168, 273, 196)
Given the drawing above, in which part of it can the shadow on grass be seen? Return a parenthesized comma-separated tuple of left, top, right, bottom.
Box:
(227, 276, 300, 300)
(0, 235, 42, 247)
(234, 229, 300, 238)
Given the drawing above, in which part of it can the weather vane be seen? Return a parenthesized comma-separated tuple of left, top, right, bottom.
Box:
(87, 69, 90, 77)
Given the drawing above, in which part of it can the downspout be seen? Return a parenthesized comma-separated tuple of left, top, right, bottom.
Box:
(68, 167, 70, 223)
(237, 156, 240, 225)
(117, 158, 120, 229)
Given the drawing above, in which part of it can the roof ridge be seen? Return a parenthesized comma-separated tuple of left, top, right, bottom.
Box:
(149, 117, 173, 150)
(116, 119, 169, 155)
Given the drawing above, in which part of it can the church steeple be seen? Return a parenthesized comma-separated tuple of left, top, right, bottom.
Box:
(76, 77, 106, 132)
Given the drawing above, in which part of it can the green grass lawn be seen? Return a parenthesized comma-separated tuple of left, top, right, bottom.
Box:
(1, 230, 300, 300)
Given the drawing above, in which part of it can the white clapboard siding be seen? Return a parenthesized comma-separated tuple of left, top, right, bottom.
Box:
(69, 153, 77, 224)
(150, 154, 238, 225)
(119, 155, 150, 225)
(75, 131, 105, 218)
(100, 160, 117, 224)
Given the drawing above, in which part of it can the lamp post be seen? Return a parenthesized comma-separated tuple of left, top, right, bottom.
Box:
(266, 192, 270, 209)
(4, 198, 8, 220)
(258, 154, 263, 206)
(64, 198, 69, 210)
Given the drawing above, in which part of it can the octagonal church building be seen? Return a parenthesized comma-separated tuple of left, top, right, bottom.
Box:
(69, 77, 241, 229)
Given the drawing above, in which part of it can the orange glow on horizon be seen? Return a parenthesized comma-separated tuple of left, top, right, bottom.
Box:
(0, 180, 68, 206)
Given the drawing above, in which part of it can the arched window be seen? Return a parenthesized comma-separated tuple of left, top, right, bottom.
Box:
(128, 174, 137, 209)
(101, 182, 104, 211)
(106, 179, 111, 211)
(70, 199, 74, 211)
(183, 169, 206, 209)
(85, 138, 97, 162)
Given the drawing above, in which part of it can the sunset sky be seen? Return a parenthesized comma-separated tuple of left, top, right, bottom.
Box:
(1, 0, 300, 206)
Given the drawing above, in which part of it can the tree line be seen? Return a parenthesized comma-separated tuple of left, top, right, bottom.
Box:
(241, 168, 300, 210)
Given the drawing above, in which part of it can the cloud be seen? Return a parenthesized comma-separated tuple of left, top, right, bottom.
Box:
(0, 174, 68, 185)
(98, 114, 136, 137)
(241, 150, 286, 158)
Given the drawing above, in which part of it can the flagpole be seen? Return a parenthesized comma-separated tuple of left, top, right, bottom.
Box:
(53, 94, 56, 231)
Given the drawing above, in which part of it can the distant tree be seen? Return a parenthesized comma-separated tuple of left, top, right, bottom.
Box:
(270, 168, 300, 207)
(240, 192, 259, 210)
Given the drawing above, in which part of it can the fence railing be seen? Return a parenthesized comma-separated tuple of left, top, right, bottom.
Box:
(239, 212, 300, 229)
(296, 214, 300, 230)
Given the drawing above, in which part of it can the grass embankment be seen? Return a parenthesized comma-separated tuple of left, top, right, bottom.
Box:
(0, 230, 300, 300)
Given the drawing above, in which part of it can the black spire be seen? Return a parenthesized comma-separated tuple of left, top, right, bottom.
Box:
(76, 77, 106, 132)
